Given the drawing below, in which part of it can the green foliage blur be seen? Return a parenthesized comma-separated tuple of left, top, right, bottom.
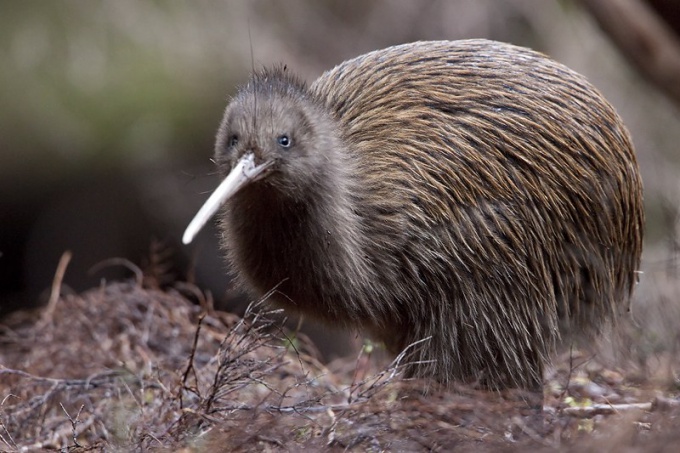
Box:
(0, 2, 248, 191)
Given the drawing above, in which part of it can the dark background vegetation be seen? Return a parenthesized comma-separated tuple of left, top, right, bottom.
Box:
(1, 0, 680, 362)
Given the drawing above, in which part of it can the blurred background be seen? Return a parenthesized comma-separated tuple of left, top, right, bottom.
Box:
(1, 0, 679, 362)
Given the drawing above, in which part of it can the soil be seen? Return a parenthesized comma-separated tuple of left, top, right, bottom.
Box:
(0, 276, 678, 452)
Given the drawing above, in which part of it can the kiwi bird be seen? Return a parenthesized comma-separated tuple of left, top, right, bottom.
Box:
(183, 39, 643, 391)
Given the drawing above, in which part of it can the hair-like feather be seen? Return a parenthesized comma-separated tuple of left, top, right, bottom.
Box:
(213, 40, 644, 390)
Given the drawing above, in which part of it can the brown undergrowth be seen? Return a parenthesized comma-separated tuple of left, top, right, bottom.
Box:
(0, 276, 678, 451)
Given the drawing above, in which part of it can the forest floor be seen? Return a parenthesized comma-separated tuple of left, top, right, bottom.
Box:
(0, 272, 679, 452)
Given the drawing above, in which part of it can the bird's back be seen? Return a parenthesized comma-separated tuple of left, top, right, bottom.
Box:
(311, 39, 643, 342)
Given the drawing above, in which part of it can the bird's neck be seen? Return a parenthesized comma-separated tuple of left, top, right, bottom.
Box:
(225, 152, 377, 323)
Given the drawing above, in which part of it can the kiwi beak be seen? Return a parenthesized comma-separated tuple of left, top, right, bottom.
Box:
(182, 152, 271, 244)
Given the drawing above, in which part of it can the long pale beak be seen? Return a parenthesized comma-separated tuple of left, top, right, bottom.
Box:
(182, 152, 270, 244)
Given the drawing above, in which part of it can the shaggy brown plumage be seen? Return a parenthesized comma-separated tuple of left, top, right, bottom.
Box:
(212, 39, 643, 390)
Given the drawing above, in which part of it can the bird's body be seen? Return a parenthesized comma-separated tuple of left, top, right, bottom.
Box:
(187, 40, 644, 390)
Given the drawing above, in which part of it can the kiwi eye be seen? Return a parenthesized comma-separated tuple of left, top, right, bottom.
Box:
(229, 135, 239, 147)
(277, 134, 292, 148)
